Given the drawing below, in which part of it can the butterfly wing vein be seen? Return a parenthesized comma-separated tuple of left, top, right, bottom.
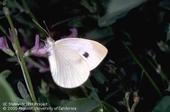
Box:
(48, 45, 90, 88)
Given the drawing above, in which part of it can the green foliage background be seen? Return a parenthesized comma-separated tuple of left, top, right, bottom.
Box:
(0, 0, 170, 112)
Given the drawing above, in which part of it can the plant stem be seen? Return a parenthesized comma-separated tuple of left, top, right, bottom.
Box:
(123, 42, 162, 96)
(146, 57, 169, 83)
(3, 7, 38, 110)
(21, 0, 36, 20)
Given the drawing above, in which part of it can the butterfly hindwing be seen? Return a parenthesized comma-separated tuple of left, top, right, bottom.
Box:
(48, 43, 90, 88)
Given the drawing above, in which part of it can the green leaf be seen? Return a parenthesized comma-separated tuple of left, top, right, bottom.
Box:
(0, 70, 11, 78)
(0, 70, 18, 112)
(2, 49, 15, 56)
(166, 84, 170, 92)
(92, 101, 119, 112)
(39, 80, 49, 97)
(153, 96, 170, 112)
(102, 101, 119, 112)
(98, 0, 146, 27)
(17, 81, 31, 101)
(159, 0, 170, 10)
(157, 41, 169, 52)
(14, 15, 34, 28)
(92, 70, 108, 84)
(166, 24, 170, 41)
(85, 27, 113, 40)
(61, 97, 100, 112)
(68, 18, 83, 28)
(80, 0, 97, 13)
(0, 25, 8, 36)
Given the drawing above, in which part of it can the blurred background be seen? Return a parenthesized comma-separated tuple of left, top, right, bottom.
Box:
(0, 0, 170, 112)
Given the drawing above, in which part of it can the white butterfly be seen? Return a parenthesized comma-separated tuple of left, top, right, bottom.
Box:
(47, 37, 108, 88)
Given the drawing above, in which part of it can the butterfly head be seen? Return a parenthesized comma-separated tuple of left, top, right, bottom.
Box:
(46, 37, 55, 46)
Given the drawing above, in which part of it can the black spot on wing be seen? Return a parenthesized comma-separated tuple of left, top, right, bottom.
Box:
(83, 52, 89, 58)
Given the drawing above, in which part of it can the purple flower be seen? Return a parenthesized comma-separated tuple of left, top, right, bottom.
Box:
(0, 37, 9, 50)
(61, 28, 78, 38)
(25, 28, 79, 73)
(67, 28, 78, 38)
(0, 37, 14, 56)
(27, 58, 50, 73)
(30, 35, 48, 57)
(29, 28, 78, 56)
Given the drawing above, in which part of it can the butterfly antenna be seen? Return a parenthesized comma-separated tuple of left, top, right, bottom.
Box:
(43, 20, 51, 38)
(32, 19, 49, 36)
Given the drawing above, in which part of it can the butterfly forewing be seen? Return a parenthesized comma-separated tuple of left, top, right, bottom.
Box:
(55, 38, 108, 70)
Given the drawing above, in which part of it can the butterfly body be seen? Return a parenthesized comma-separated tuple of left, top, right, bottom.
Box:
(47, 37, 108, 88)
